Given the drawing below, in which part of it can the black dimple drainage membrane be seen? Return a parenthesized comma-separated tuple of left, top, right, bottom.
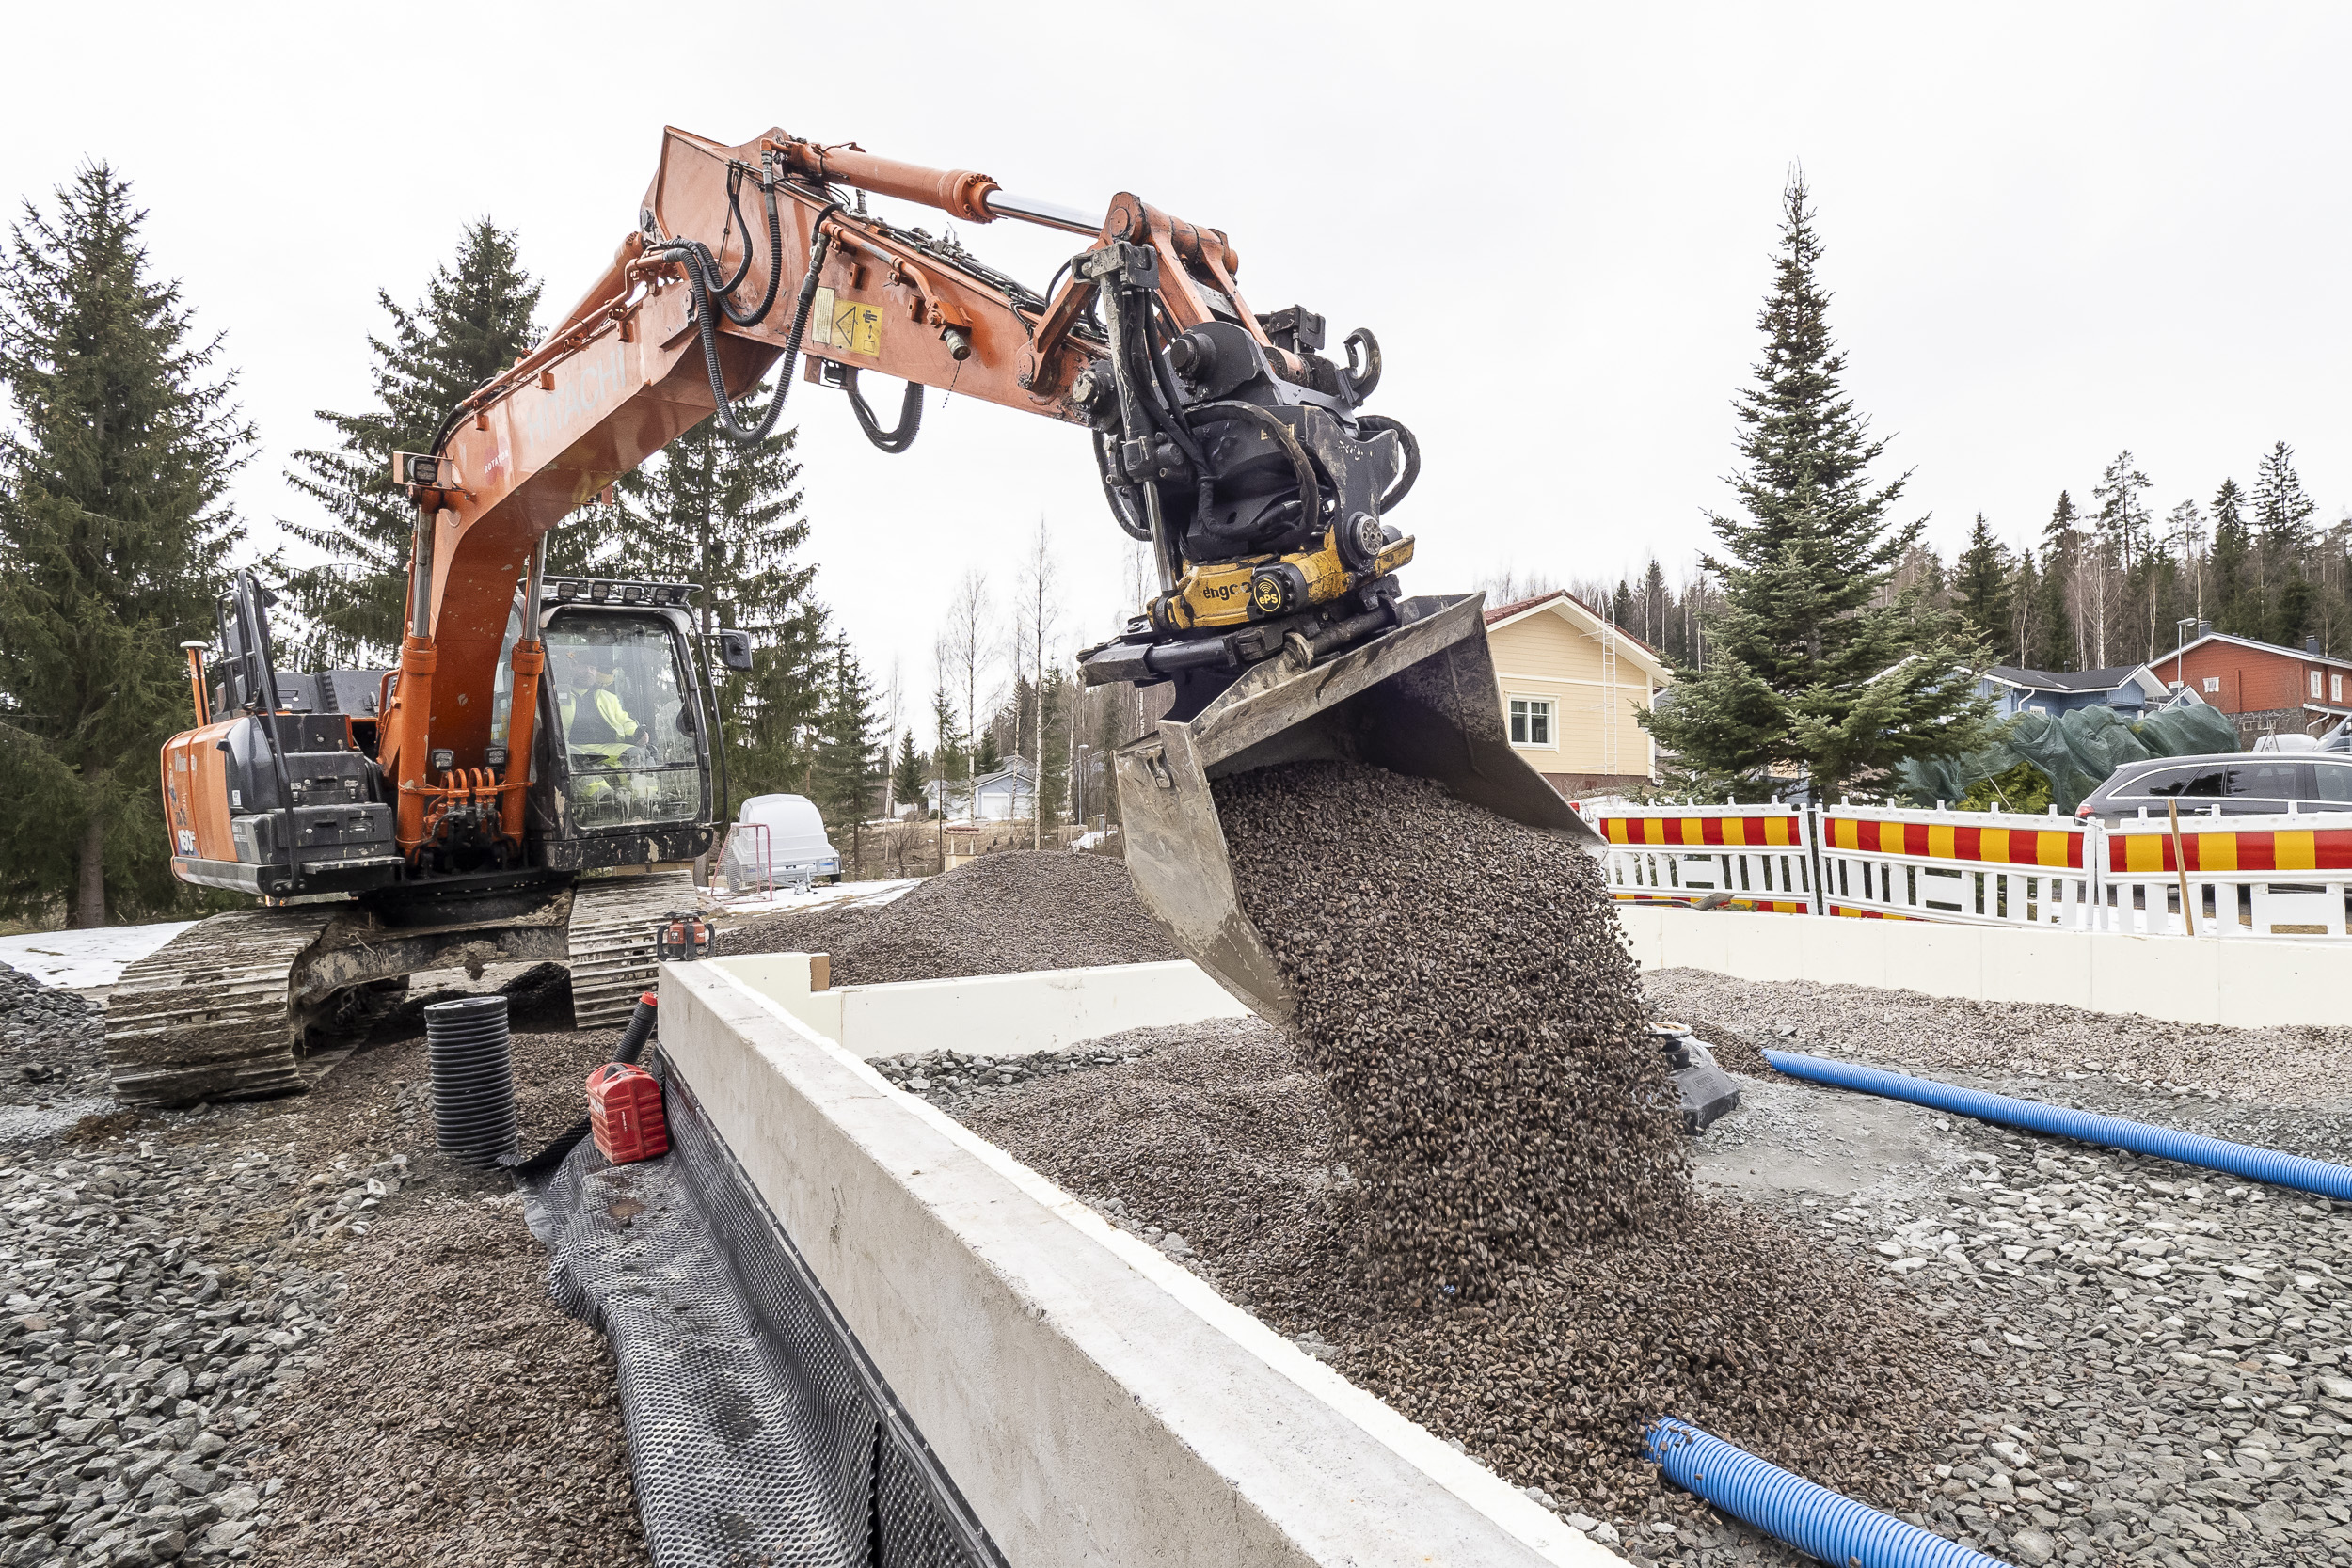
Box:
(527, 1057, 1005, 1568)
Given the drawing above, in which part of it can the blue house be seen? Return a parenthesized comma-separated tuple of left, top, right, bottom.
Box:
(1977, 665, 2168, 720)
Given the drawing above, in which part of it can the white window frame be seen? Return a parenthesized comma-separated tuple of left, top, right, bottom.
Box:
(2202, 676, 2221, 694)
(1506, 695, 1557, 750)
(2312, 670, 2326, 700)
(2334, 673, 2344, 705)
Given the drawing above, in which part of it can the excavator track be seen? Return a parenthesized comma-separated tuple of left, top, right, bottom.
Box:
(105, 907, 338, 1107)
(566, 868, 698, 1030)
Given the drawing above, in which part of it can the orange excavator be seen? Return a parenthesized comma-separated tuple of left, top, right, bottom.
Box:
(116, 125, 1589, 1106)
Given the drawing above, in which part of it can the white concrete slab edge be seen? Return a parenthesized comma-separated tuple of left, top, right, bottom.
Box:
(661, 959, 1620, 1568)
(711, 953, 1254, 1061)
(1616, 905, 2339, 1028)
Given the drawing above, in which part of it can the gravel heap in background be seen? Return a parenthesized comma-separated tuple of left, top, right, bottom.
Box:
(1212, 761, 1686, 1291)
(2, 964, 107, 1096)
(1652, 970, 2352, 1110)
(712, 850, 1174, 982)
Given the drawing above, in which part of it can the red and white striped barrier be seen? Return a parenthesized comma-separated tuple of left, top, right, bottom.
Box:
(1587, 803, 1816, 915)
(1572, 798, 2352, 942)
(2096, 808, 2352, 939)
(1817, 805, 2097, 929)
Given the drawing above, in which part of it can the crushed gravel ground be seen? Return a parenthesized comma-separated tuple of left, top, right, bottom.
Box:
(1662, 970, 2352, 1565)
(1652, 971, 2352, 1111)
(711, 850, 1173, 982)
(1, 958, 647, 1568)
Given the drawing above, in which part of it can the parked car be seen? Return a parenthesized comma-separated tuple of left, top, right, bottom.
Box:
(719, 794, 842, 888)
(2075, 752, 2352, 822)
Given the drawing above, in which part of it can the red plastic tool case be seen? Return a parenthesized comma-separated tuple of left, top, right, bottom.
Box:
(586, 1062, 670, 1164)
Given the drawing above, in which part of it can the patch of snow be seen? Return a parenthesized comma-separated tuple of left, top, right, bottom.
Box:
(0, 921, 196, 990)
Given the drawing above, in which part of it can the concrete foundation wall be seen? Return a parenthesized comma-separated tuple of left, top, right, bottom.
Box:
(708, 954, 1254, 1060)
(1617, 906, 2340, 1028)
(659, 961, 1617, 1568)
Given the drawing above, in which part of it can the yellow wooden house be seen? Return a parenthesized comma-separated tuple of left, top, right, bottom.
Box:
(1481, 590, 1672, 797)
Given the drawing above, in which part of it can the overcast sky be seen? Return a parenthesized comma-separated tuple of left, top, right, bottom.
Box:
(9, 4, 2352, 737)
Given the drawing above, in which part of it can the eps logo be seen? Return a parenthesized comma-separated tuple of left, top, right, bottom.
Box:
(1251, 576, 1286, 613)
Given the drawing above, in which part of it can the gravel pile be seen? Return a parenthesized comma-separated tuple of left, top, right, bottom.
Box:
(1, 1140, 345, 1565)
(1212, 761, 1687, 1293)
(2, 964, 107, 1099)
(868, 1037, 1162, 1107)
(954, 1018, 1955, 1535)
(712, 851, 1174, 982)
(1650, 970, 2352, 1110)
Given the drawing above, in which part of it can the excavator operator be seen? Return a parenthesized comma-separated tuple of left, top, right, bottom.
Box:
(558, 647, 650, 763)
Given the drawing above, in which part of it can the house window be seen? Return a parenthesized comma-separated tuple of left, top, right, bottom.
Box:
(2202, 676, 2220, 694)
(1508, 697, 1553, 747)
(2312, 670, 2327, 700)
(2334, 673, 2344, 704)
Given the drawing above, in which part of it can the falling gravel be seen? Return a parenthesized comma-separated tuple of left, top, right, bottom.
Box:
(712, 850, 1174, 982)
(1213, 761, 1687, 1291)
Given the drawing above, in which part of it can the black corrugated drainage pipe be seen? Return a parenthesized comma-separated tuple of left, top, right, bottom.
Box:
(424, 994, 518, 1165)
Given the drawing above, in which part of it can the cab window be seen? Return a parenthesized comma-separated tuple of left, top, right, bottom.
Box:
(544, 614, 701, 827)
(2314, 761, 2352, 803)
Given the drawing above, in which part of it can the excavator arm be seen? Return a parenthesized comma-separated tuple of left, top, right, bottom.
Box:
(383, 123, 1422, 870)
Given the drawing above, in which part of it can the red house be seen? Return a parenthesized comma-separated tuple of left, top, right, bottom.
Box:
(2146, 629, 2352, 744)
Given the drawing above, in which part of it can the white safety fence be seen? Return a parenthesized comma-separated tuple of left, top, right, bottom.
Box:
(1577, 802, 1816, 914)
(1575, 799, 2352, 942)
(1814, 804, 2097, 929)
(2093, 808, 2352, 939)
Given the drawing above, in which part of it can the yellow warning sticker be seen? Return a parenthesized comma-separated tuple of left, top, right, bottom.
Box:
(809, 286, 835, 346)
(832, 296, 882, 356)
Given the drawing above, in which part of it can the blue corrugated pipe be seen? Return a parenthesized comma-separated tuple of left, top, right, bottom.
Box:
(1645, 1418, 2005, 1566)
(1765, 1050, 2352, 1201)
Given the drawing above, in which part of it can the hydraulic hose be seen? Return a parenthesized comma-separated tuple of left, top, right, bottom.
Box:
(1184, 399, 1322, 543)
(700, 166, 786, 328)
(842, 369, 923, 454)
(1645, 1418, 2005, 1568)
(1357, 413, 1420, 515)
(1766, 1050, 2352, 1200)
(675, 202, 842, 448)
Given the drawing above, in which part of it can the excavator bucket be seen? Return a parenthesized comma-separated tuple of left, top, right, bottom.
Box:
(1113, 593, 1604, 1026)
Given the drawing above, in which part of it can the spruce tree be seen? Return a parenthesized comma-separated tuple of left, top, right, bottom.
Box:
(605, 409, 827, 801)
(1952, 513, 2010, 651)
(2251, 441, 2315, 645)
(812, 638, 881, 866)
(1643, 173, 1991, 803)
(2209, 478, 2254, 639)
(0, 166, 249, 925)
(281, 220, 541, 665)
(890, 730, 925, 816)
(1035, 667, 1072, 828)
(929, 688, 965, 819)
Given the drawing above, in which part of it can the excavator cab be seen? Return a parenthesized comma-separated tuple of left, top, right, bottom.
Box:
(1110, 593, 1602, 1026)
